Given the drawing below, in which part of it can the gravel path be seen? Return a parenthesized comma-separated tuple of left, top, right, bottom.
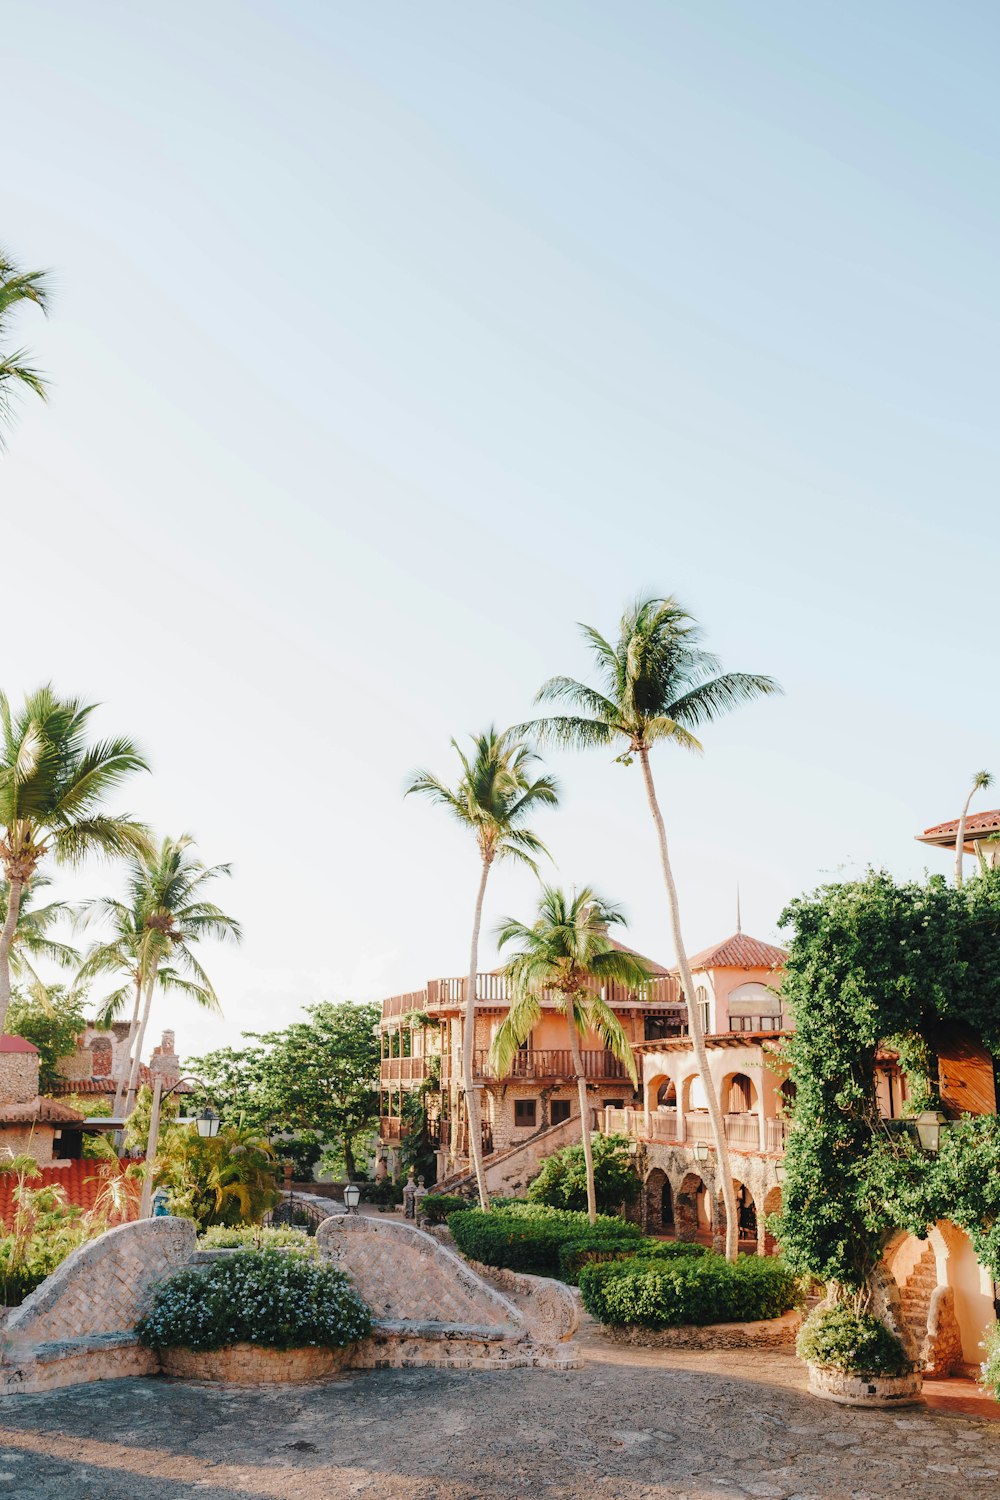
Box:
(2, 1337, 999, 1499)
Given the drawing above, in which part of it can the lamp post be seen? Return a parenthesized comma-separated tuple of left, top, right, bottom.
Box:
(693, 1138, 710, 1163)
(914, 1110, 946, 1155)
(774, 1161, 787, 1185)
(140, 1074, 218, 1218)
(343, 1182, 361, 1215)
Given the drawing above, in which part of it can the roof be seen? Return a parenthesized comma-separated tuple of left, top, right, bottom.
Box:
(607, 937, 670, 976)
(681, 933, 788, 973)
(0, 1034, 39, 1054)
(0, 1157, 140, 1229)
(635, 1029, 788, 1053)
(49, 1067, 191, 1098)
(0, 1096, 86, 1125)
(917, 809, 1000, 852)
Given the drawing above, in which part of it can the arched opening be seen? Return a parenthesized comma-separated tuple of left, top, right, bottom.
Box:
(643, 1167, 672, 1234)
(676, 1172, 709, 1243)
(722, 1072, 757, 1113)
(716, 1181, 758, 1248)
(681, 1073, 705, 1113)
(761, 1186, 782, 1256)
(645, 1073, 675, 1112)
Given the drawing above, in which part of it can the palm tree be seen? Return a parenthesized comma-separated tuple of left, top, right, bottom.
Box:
(955, 770, 993, 889)
(0, 251, 50, 445)
(406, 728, 558, 1210)
(523, 597, 780, 1260)
(81, 835, 241, 1116)
(0, 876, 79, 1000)
(0, 686, 150, 1034)
(490, 886, 648, 1224)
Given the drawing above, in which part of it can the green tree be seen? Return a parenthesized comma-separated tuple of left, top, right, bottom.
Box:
(955, 769, 993, 888)
(524, 597, 779, 1259)
(490, 886, 646, 1224)
(152, 1117, 279, 1229)
(526, 1132, 641, 1216)
(0, 251, 49, 446)
(0, 686, 150, 1033)
(6, 984, 87, 1092)
(406, 728, 558, 1210)
(189, 1001, 382, 1179)
(80, 834, 240, 1115)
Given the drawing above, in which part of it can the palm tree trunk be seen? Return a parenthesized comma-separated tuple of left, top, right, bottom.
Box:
(125, 961, 159, 1116)
(566, 1005, 597, 1224)
(464, 858, 492, 1211)
(112, 973, 144, 1116)
(955, 787, 977, 890)
(638, 747, 739, 1262)
(0, 875, 24, 1034)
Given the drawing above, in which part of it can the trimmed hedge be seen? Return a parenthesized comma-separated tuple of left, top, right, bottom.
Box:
(558, 1234, 707, 1285)
(579, 1252, 799, 1328)
(420, 1194, 466, 1225)
(448, 1203, 643, 1277)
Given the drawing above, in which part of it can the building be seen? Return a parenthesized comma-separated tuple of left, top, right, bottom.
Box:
(48, 1025, 183, 1108)
(917, 807, 1000, 867)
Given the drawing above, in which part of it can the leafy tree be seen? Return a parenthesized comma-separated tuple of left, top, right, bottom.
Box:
(80, 834, 240, 1114)
(0, 250, 49, 446)
(523, 597, 779, 1258)
(189, 1001, 382, 1179)
(0, 686, 150, 1033)
(527, 1132, 641, 1216)
(6, 984, 86, 1091)
(406, 728, 558, 1209)
(152, 1118, 279, 1229)
(955, 769, 993, 888)
(490, 886, 646, 1223)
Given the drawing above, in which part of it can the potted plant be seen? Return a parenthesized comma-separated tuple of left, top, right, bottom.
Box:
(797, 1303, 921, 1407)
(137, 1246, 371, 1383)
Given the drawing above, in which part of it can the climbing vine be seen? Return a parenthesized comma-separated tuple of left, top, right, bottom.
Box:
(776, 869, 1000, 1290)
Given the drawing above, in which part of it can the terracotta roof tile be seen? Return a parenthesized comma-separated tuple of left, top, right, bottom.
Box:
(0, 1096, 86, 1125)
(917, 809, 1000, 851)
(681, 933, 788, 972)
(0, 1158, 139, 1229)
(0, 1035, 39, 1054)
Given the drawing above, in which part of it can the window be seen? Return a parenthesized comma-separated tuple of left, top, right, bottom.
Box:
(696, 985, 711, 1034)
(550, 1100, 571, 1125)
(514, 1099, 536, 1127)
(602, 1098, 624, 1111)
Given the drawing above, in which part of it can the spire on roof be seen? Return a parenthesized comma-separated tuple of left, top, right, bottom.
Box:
(736, 883, 742, 936)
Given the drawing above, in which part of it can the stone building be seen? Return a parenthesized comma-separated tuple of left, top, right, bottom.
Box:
(0, 1035, 92, 1165)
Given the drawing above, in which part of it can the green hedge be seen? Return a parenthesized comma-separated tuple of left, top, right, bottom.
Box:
(558, 1234, 707, 1285)
(579, 1253, 799, 1328)
(420, 1194, 466, 1225)
(796, 1304, 912, 1376)
(448, 1203, 643, 1277)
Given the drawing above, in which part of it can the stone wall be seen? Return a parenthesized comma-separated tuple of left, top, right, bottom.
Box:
(0, 1125, 55, 1165)
(639, 1141, 783, 1256)
(0, 1051, 39, 1105)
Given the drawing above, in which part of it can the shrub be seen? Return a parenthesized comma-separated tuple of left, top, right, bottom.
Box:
(796, 1304, 912, 1377)
(579, 1252, 799, 1328)
(980, 1320, 1000, 1400)
(136, 1248, 372, 1352)
(420, 1194, 465, 1225)
(448, 1202, 642, 1277)
(526, 1134, 641, 1215)
(558, 1233, 707, 1285)
(362, 1179, 404, 1211)
(198, 1224, 316, 1255)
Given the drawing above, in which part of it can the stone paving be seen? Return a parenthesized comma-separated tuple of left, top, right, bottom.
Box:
(1, 1335, 999, 1499)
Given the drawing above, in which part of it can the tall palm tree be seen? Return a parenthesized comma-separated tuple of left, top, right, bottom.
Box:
(0, 686, 150, 1034)
(406, 728, 558, 1210)
(82, 835, 241, 1116)
(523, 597, 780, 1260)
(0, 251, 50, 445)
(954, 770, 993, 889)
(490, 887, 648, 1224)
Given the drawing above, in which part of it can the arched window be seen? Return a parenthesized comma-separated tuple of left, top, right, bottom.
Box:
(727, 1074, 753, 1113)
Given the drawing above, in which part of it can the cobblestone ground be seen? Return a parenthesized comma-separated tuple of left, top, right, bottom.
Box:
(1, 1337, 999, 1500)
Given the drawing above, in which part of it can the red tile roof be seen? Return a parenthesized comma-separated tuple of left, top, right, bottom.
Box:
(0, 1157, 140, 1229)
(0, 1035, 39, 1054)
(917, 809, 1000, 851)
(0, 1096, 85, 1125)
(607, 937, 670, 976)
(682, 933, 788, 972)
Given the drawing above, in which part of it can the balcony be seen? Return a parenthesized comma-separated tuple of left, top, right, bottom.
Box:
(381, 972, 685, 1023)
(380, 1056, 430, 1084)
(441, 1047, 631, 1084)
(604, 1106, 789, 1155)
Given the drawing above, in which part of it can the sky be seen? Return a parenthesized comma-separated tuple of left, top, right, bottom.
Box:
(2, 1, 999, 1061)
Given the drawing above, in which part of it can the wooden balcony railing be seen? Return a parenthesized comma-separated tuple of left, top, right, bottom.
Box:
(379, 1116, 406, 1142)
(604, 1105, 790, 1154)
(381, 972, 686, 1025)
(442, 1047, 630, 1083)
(380, 1057, 429, 1083)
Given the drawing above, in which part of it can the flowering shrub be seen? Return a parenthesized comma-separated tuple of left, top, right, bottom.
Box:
(136, 1248, 372, 1352)
(198, 1225, 316, 1256)
(980, 1320, 1000, 1399)
(796, 1304, 911, 1376)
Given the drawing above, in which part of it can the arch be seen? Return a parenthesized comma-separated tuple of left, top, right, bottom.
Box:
(680, 1073, 706, 1113)
(716, 1179, 757, 1247)
(721, 1071, 758, 1113)
(675, 1172, 708, 1242)
(645, 1073, 675, 1113)
(643, 1166, 671, 1234)
(761, 1186, 782, 1256)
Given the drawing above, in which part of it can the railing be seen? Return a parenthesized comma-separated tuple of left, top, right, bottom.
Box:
(442, 1047, 630, 1082)
(379, 1116, 405, 1142)
(605, 1104, 789, 1154)
(383, 972, 685, 1022)
(765, 1118, 790, 1152)
(684, 1112, 763, 1149)
(727, 1015, 785, 1033)
(647, 1107, 681, 1142)
(380, 1057, 429, 1083)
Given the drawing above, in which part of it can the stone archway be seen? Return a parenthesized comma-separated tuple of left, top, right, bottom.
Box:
(643, 1167, 672, 1234)
(715, 1180, 758, 1254)
(676, 1172, 708, 1242)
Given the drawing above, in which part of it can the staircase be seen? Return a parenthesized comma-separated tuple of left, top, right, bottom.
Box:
(435, 1113, 586, 1199)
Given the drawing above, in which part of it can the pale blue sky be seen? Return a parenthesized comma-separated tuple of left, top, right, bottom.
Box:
(3, 2, 998, 1055)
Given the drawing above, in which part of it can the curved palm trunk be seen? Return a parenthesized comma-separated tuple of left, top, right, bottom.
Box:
(955, 787, 978, 890)
(464, 858, 491, 1211)
(0, 876, 23, 1034)
(125, 960, 160, 1117)
(566, 1004, 597, 1225)
(639, 748, 739, 1262)
(112, 973, 144, 1117)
